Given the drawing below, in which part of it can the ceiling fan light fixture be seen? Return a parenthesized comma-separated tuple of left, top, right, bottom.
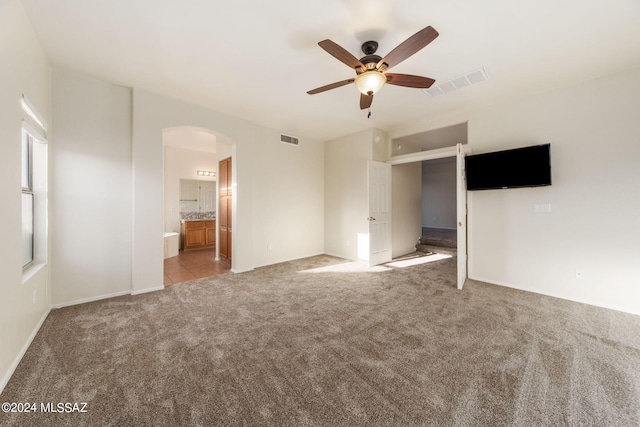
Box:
(354, 71, 386, 95)
(308, 26, 439, 110)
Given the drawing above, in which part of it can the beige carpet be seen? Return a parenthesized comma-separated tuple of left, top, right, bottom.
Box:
(1, 253, 640, 426)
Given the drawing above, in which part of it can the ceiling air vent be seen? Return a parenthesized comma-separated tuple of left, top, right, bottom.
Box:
(280, 133, 299, 146)
(424, 67, 489, 98)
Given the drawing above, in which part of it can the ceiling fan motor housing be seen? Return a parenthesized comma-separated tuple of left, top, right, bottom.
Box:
(361, 40, 378, 55)
(360, 41, 382, 70)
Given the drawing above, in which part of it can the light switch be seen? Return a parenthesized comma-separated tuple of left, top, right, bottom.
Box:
(533, 203, 551, 213)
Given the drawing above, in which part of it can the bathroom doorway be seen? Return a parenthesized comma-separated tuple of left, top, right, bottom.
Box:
(162, 126, 233, 285)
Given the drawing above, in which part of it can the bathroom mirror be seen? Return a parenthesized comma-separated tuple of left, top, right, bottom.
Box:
(179, 179, 216, 213)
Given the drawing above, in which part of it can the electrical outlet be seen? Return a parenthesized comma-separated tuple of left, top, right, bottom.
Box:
(267, 243, 272, 251)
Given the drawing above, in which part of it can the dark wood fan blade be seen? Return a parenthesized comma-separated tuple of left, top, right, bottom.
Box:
(385, 73, 435, 88)
(307, 79, 355, 95)
(360, 93, 373, 110)
(318, 40, 365, 71)
(376, 26, 439, 70)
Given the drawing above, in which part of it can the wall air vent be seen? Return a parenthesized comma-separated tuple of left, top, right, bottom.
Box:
(424, 67, 489, 98)
(280, 134, 299, 146)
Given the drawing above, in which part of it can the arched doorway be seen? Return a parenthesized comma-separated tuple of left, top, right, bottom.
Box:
(162, 126, 234, 285)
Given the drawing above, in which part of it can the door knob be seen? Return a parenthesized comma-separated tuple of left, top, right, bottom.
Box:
(367, 217, 376, 221)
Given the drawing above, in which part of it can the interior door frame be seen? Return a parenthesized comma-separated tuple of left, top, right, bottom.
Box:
(455, 143, 468, 289)
(387, 143, 471, 288)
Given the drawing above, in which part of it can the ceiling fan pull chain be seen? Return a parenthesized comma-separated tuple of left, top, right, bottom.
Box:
(367, 108, 372, 119)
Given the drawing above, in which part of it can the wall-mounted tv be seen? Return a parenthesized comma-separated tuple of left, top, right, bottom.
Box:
(465, 143, 551, 191)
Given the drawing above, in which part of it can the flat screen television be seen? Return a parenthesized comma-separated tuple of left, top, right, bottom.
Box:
(465, 143, 551, 191)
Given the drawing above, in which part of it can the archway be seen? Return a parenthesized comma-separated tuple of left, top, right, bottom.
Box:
(161, 126, 234, 285)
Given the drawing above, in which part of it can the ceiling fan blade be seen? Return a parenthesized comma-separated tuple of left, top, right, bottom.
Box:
(385, 73, 435, 88)
(360, 93, 373, 110)
(318, 40, 365, 72)
(307, 79, 355, 95)
(376, 26, 439, 70)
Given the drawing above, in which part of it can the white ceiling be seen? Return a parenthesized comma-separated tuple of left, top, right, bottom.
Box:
(20, 0, 640, 142)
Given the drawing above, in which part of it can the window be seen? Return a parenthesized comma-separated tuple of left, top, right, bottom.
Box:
(21, 95, 47, 270)
(22, 130, 34, 267)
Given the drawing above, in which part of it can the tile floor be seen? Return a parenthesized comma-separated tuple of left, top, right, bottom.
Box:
(164, 248, 231, 286)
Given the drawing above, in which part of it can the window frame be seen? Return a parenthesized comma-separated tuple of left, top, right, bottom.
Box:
(22, 130, 35, 269)
(20, 95, 48, 273)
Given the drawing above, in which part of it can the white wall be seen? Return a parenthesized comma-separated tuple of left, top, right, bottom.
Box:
(372, 129, 389, 162)
(163, 146, 217, 233)
(467, 67, 640, 314)
(252, 128, 325, 267)
(0, 0, 51, 393)
(163, 129, 325, 268)
(324, 129, 374, 260)
(391, 67, 640, 315)
(131, 89, 325, 289)
(132, 89, 249, 288)
(421, 158, 457, 229)
(392, 122, 467, 156)
(50, 69, 133, 306)
(392, 163, 422, 257)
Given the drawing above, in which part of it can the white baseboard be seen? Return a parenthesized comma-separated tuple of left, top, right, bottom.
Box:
(52, 290, 131, 309)
(421, 226, 456, 230)
(53, 285, 166, 308)
(231, 267, 254, 274)
(0, 307, 51, 395)
(322, 252, 355, 261)
(468, 275, 640, 316)
(252, 252, 328, 270)
(131, 286, 164, 296)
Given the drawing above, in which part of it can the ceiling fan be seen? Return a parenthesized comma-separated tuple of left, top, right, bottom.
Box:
(307, 26, 439, 111)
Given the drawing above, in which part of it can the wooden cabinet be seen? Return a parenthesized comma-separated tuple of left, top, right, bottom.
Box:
(219, 157, 232, 261)
(181, 220, 216, 251)
(205, 223, 216, 246)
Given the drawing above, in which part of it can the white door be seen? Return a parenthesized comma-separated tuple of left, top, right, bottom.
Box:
(368, 160, 392, 266)
(456, 143, 468, 289)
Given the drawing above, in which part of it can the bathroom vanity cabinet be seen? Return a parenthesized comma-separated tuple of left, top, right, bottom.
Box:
(181, 220, 216, 250)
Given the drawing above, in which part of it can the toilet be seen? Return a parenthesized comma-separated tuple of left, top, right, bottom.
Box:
(163, 232, 179, 259)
